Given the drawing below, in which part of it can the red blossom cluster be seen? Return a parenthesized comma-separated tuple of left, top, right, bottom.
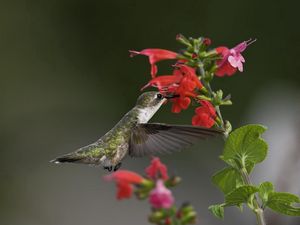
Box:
(129, 36, 254, 129)
(104, 157, 172, 203)
(104, 157, 197, 225)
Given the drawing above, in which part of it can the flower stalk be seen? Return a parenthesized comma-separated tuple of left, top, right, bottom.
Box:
(240, 168, 266, 225)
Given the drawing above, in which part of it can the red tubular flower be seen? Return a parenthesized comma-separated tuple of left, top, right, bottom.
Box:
(145, 157, 169, 180)
(171, 96, 191, 113)
(142, 64, 204, 113)
(176, 64, 203, 90)
(192, 100, 216, 128)
(129, 49, 178, 77)
(104, 170, 144, 200)
(215, 39, 256, 77)
(169, 65, 203, 113)
(141, 75, 181, 91)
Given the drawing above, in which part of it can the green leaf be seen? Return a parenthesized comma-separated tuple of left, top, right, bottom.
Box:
(225, 185, 258, 206)
(221, 124, 268, 170)
(267, 192, 300, 216)
(212, 167, 243, 195)
(208, 204, 224, 219)
(258, 181, 274, 205)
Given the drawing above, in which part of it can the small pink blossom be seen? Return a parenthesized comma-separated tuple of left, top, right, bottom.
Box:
(149, 180, 174, 209)
(215, 39, 256, 77)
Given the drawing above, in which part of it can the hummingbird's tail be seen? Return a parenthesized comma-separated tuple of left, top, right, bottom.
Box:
(50, 153, 84, 164)
(50, 143, 103, 165)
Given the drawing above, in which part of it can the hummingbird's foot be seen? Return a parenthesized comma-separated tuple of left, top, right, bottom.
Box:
(113, 163, 122, 171)
(104, 166, 113, 172)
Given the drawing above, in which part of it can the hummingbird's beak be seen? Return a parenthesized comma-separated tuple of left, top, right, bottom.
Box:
(164, 94, 180, 99)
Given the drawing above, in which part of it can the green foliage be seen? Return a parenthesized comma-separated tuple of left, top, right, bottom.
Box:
(221, 124, 268, 170)
(258, 181, 274, 205)
(212, 167, 243, 195)
(208, 204, 224, 219)
(224, 185, 258, 206)
(266, 192, 300, 216)
(210, 124, 300, 221)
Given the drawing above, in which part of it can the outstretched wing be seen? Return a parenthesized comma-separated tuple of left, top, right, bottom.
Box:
(129, 123, 223, 157)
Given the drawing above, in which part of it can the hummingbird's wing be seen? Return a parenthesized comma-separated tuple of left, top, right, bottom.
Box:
(129, 123, 223, 157)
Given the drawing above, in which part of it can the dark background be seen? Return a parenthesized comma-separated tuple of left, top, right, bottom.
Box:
(1, 0, 300, 225)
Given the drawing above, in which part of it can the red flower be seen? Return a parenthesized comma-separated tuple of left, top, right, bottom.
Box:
(142, 64, 204, 113)
(129, 49, 177, 78)
(215, 39, 256, 77)
(141, 75, 182, 91)
(145, 157, 169, 180)
(170, 65, 203, 113)
(104, 170, 144, 200)
(171, 96, 191, 113)
(192, 100, 216, 128)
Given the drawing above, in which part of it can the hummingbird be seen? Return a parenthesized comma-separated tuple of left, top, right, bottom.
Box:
(51, 91, 222, 171)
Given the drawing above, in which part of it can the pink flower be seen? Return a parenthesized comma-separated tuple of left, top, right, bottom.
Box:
(145, 157, 169, 180)
(149, 180, 174, 209)
(192, 100, 216, 128)
(104, 170, 144, 200)
(215, 39, 256, 77)
(129, 49, 177, 77)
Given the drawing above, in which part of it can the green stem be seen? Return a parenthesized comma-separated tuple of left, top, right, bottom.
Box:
(196, 56, 266, 225)
(204, 81, 225, 130)
(240, 168, 266, 225)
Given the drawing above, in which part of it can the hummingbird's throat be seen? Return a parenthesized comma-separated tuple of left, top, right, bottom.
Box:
(137, 101, 164, 123)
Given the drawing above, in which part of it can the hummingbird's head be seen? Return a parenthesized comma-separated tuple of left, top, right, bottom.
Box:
(136, 91, 171, 108)
(136, 91, 166, 108)
(135, 91, 177, 123)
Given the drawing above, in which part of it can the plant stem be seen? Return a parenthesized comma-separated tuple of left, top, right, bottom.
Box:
(240, 168, 266, 225)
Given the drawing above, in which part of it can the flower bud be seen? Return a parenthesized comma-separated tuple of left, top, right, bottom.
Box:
(203, 38, 212, 46)
(181, 211, 197, 224)
(164, 217, 172, 225)
(165, 176, 181, 187)
(176, 34, 192, 47)
(148, 211, 164, 223)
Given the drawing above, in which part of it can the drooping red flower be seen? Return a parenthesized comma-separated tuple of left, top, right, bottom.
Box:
(141, 74, 182, 91)
(129, 49, 178, 77)
(149, 179, 174, 209)
(145, 157, 169, 180)
(192, 100, 216, 128)
(104, 170, 144, 200)
(169, 65, 203, 113)
(215, 39, 256, 77)
(142, 64, 204, 113)
(171, 96, 191, 113)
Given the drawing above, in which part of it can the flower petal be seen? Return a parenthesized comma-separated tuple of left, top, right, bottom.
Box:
(116, 181, 133, 200)
(129, 49, 177, 77)
(149, 180, 174, 209)
(104, 170, 143, 184)
(192, 101, 216, 128)
(145, 157, 169, 180)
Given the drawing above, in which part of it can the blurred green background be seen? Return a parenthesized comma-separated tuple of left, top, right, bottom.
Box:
(1, 0, 300, 225)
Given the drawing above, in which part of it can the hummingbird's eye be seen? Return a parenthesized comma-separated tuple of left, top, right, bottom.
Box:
(156, 93, 163, 99)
